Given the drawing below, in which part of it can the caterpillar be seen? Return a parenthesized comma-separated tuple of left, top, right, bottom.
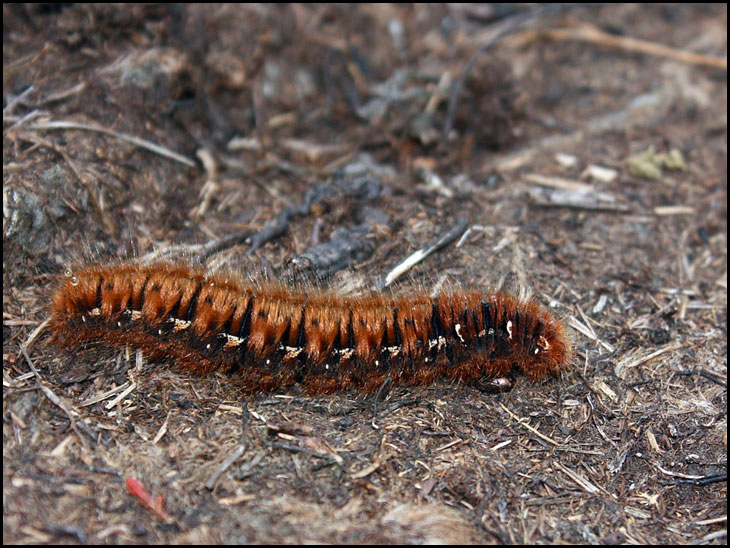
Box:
(49, 263, 572, 394)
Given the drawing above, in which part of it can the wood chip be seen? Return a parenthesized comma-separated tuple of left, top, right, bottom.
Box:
(653, 206, 695, 216)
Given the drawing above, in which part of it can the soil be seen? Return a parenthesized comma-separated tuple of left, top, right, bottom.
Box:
(3, 4, 726, 545)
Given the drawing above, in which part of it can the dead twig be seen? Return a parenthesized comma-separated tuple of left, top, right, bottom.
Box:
(379, 218, 468, 289)
(246, 177, 382, 259)
(528, 186, 630, 212)
(205, 445, 247, 491)
(553, 461, 600, 494)
(661, 473, 726, 487)
(204, 401, 252, 490)
(499, 403, 561, 447)
(261, 438, 335, 461)
(2, 85, 35, 116)
(673, 369, 727, 388)
(289, 222, 374, 279)
(371, 377, 392, 430)
(19, 344, 89, 450)
(22, 317, 50, 353)
(615, 342, 684, 377)
(511, 23, 727, 70)
(26, 119, 196, 167)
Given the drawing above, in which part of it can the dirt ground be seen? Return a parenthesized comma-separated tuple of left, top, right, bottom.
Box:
(3, 4, 726, 545)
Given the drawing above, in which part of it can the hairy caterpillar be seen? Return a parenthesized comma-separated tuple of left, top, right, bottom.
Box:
(49, 263, 572, 394)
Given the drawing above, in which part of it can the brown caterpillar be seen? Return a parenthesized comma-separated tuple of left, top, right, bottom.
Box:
(49, 263, 572, 394)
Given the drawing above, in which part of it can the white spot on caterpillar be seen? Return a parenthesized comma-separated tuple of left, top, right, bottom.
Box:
(455, 323, 465, 343)
(172, 318, 191, 332)
(224, 335, 244, 350)
(538, 336, 551, 351)
(282, 346, 303, 359)
(319, 347, 357, 360)
(506, 321, 513, 340)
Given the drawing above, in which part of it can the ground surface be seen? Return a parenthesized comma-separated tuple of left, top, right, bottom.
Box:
(3, 4, 727, 545)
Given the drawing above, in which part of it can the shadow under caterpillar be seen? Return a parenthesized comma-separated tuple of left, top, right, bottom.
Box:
(49, 263, 572, 394)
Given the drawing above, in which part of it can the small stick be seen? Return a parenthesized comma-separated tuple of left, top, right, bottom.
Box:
(27, 120, 196, 167)
(204, 401, 250, 489)
(245, 177, 382, 256)
(617, 342, 683, 372)
(19, 344, 89, 450)
(2, 85, 35, 115)
(260, 438, 334, 460)
(499, 403, 561, 447)
(245, 182, 333, 255)
(661, 474, 726, 487)
(138, 230, 252, 265)
(379, 218, 468, 288)
(22, 317, 50, 353)
(674, 369, 727, 388)
(205, 444, 247, 490)
(200, 231, 252, 262)
(371, 377, 392, 430)
(513, 23, 727, 71)
(79, 380, 133, 408)
(151, 410, 171, 445)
